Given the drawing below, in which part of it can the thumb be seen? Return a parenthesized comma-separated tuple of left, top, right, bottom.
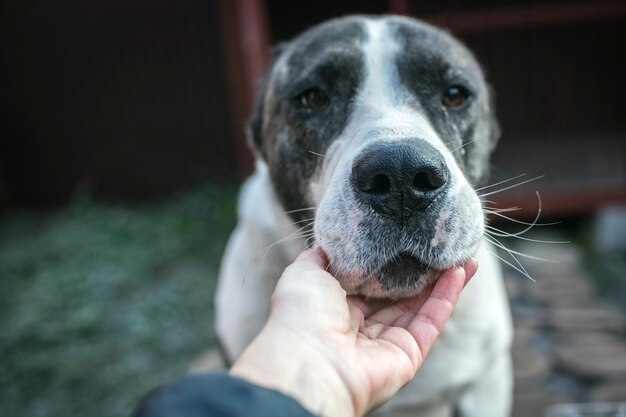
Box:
(292, 247, 330, 270)
(275, 247, 333, 295)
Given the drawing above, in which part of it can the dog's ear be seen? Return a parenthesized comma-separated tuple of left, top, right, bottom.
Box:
(469, 83, 501, 187)
(487, 84, 501, 152)
(246, 43, 289, 158)
(473, 84, 501, 186)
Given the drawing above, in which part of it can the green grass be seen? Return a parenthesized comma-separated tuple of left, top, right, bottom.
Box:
(0, 183, 238, 417)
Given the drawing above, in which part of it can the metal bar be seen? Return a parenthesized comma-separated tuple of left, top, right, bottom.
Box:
(421, 1, 626, 34)
(489, 187, 626, 220)
(217, 0, 269, 176)
(388, 0, 410, 15)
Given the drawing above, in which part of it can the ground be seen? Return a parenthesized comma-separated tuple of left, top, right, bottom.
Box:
(504, 226, 626, 416)
(0, 183, 237, 417)
(0, 183, 624, 417)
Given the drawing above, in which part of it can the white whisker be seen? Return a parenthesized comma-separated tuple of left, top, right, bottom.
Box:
(485, 206, 522, 214)
(243, 222, 314, 285)
(484, 191, 559, 229)
(486, 225, 569, 244)
(442, 138, 460, 146)
(304, 234, 316, 249)
(485, 234, 560, 263)
(484, 234, 532, 279)
(485, 211, 559, 228)
(476, 174, 528, 192)
(450, 139, 476, 153)
(308, 150, 327, 158)
(481, 200, 499, 206)
(486, 191, 544, 236)
(284, 207, 317, 215)
(484, 246, 537, 282)
(273, 216, 316, 230)
(479, 175, 544, 198)
(484, 192, 558, 229)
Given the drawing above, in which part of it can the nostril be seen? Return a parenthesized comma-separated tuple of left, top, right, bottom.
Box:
(413, 172, 433, 190)
(363, 173, 392, 194)
(370, 173, 392, 194)
(412, 168, 447, 191)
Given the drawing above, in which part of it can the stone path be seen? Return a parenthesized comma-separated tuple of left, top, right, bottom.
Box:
(505, 236, 626, 416)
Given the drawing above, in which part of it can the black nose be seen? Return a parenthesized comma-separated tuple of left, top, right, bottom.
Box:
(351, 141, 449, 219)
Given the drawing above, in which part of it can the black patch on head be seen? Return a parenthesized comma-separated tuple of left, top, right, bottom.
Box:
(248, 17, 366, 220)
(390, 19, 499, 186)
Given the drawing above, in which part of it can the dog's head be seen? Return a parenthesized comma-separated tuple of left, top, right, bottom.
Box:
(249, 16, 500, 298)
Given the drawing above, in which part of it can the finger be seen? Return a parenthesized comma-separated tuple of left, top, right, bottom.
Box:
(463, 258, 478, 287)
(346, 298, 365, 332)
(389, 288, 436, 329)
(363, 293, 424, 326)
(273, 249, 350, 327)
(406, 266, 467, 361)
(359, 257, 477, 327)
(389, 282, 448, 329)
(293, 247, 329, 269)
(274, 247, 338, 302)
(347, 296, 404, 334)
(280, 248, 333, 284)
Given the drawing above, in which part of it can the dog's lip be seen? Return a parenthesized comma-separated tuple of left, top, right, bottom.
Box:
(325, 250, 442, 278)
(376, 251, 434, 276)
(334, 252, 440, 296)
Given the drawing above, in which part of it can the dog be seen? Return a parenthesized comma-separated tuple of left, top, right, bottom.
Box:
(215, 15, 513, 417)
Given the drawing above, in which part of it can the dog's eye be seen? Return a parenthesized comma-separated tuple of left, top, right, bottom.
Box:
(442, 85, 470, 108)
(299, 88, 330, 110)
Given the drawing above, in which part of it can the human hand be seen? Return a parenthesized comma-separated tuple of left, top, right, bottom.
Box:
(230, 248, 478, 417)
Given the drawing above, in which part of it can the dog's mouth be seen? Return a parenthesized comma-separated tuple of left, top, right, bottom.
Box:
(378, 252, 431, 280)
(375, 251, 442, 292)
(326, 249, 447, 298)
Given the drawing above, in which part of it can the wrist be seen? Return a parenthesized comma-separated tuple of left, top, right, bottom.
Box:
(230, 328, 357, 417)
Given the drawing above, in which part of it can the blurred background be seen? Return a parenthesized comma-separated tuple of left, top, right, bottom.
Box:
(0, 1, 624, 416)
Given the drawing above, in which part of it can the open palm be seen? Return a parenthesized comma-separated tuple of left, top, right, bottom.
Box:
(232, 248, 477, 417)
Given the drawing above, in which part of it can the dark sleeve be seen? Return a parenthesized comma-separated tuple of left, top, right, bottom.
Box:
(132, 372, 318, 417)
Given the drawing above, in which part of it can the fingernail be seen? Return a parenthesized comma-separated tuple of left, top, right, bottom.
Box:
(294, 247, 329, 269)
(295, 249, 315, 261)
(314, 247, 330, 263)
(463, 258, 478, 283)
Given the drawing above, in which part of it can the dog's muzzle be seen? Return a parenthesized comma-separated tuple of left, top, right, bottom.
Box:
(351, 140, 450, 222)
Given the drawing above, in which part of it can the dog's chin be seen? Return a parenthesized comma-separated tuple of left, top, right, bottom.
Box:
(329, 252, 446, 299)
